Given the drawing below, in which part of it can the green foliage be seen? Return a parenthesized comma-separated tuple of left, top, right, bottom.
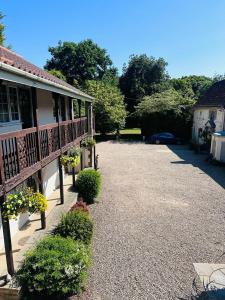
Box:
(3, 189, 47, 219)
(77, 169, 102, 204)
(15, 236, 90, 299)
(47, 69, 66, 81)
(85, 80, 126, 134)
(119, 54, 169, 113)
(55, 210, 93, 245)
(135, 89, 194, 138)
(171, 75, 213, 99)
(60, 155, 80, 168)
(60, 147, 81, 168)
(81, 137, 96, 148)
(45, 39, 117, 86)
(0, 12, 5, 46)
(135, 89, 194, 116)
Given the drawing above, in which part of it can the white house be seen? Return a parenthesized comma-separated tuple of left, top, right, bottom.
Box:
(192, 80, 225, 145)
(0, 45, 94, 275)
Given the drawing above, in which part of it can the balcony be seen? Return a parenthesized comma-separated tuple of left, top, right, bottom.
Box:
(0, 117, 88, 195)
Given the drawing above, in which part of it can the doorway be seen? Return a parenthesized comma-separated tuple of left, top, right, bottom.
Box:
(19, 88, 33, 129)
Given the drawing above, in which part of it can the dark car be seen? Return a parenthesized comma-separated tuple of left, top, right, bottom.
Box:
(146, 132, 183, 144)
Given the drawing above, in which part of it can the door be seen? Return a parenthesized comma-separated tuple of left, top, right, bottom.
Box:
(60, 96, 66, 121)
(19, 88, 33, 129)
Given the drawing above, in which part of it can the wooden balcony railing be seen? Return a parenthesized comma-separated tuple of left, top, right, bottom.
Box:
(0, 117, 88, 195)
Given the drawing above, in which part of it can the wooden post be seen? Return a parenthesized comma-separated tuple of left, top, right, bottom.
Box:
(94, 145, 97, 170)
(37, 170, 46, 229)
(0, 138, 14, 275)
(53, 93, 64, 205)
(32, 88, 46, 229)
(72, 167, 76, 188)
(69, 97, 76, 188)
(0, 204, 14, 275)
(58, 157, 64, 204)
(80, 142, 84, 171)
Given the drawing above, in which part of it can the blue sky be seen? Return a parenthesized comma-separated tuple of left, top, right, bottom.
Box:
(1, 0, 225, 78)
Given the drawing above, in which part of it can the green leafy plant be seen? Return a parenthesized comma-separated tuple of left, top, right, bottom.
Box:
(60, 147, 81, 168)
(81, 137, 96, 148)
(3, 188, 48, 219)
(15, 236, 91, 299)
(76, 169, 102, 204)
(54, 210, 93, 245)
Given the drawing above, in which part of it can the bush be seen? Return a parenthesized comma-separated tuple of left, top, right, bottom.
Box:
(54, 210, 93, 245)
(76, 169, 102, 204)
(70, 200, 89, 214)
(15, 236, 90, 299)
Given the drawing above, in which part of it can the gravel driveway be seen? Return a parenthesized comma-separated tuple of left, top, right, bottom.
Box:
(83, 142, 225, 300)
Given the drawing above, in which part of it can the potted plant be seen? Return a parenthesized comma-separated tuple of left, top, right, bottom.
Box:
(60, 147, 81, 169)
(2, 188, 48, 220)
(81, 138, 96, 168)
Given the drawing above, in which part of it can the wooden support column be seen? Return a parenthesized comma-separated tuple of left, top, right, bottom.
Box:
(0, 140, 14, 275)
(32, 87, 46, 229)
(37, 170, 46, 229)
(94, 145, 97, 170)
(80, 142, 84, 171)
(0, 200, 14, 275)
(54, 93, 64, 204)
(69, 98, 76, 188)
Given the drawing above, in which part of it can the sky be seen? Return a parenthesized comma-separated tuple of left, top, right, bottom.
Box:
(1, 0, 225, 78)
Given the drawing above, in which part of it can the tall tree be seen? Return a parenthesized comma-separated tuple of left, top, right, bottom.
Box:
(85, 80, 126, 134)
(119, 54, 169, 113)
(0, 12, 5, 45)
(171, 75, 213, 99)
(45, 40, 117, 87)
(135, 89, 194, 138)
(47, 69, 66, 81)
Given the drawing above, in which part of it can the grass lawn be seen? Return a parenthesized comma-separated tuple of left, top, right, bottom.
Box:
(120, 128, 141, 135)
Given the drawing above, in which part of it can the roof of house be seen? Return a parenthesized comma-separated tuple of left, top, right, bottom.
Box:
(0, 46, 93, 100)
(195, 80, 225, 108)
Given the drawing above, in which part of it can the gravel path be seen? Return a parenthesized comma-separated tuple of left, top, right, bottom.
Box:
(84, 142, 225, 300)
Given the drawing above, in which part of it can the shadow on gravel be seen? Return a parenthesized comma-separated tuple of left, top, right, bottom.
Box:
(168, 145, 225, 191)
(179, 289, 225, 300)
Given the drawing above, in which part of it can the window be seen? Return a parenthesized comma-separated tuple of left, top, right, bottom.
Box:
(0, 85, 20, 123)
(80, 100, 86, 117)
(73, 99, 79, 118)
(9, 87, 19, 121)
(0, 85, 9, 122)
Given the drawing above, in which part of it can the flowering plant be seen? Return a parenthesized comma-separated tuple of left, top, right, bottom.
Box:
(60, 147, 81, 168)
(3, 188, 48, 219)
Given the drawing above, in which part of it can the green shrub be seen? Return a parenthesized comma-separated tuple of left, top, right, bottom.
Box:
(55, 210, 93, 245)
(76, 169, 102, 204)
(15, 236, 90, 299)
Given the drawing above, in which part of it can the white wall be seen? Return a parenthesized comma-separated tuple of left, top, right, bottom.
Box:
(192, 108, 225, 143)
(42, 159, 60, 198)
(36, 89, 56, 125)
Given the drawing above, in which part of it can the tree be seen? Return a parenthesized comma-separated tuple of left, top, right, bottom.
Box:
(135, 89, 195, 138)
(47, 69, 66, 81)
(0, 12, 5, 45)
(45, 40, 117, 87)
(85, 80, 126, 134)
(119, 54, 169, 113)
(171, 75, 213, 99)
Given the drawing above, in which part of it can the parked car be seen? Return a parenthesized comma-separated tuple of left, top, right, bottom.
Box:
(146, 132, 183, 144)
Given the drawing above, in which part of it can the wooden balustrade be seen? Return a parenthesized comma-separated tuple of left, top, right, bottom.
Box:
(0, 117, 88, 195)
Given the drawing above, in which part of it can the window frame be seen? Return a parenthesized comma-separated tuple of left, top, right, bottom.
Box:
(0, 83, 21, 125)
